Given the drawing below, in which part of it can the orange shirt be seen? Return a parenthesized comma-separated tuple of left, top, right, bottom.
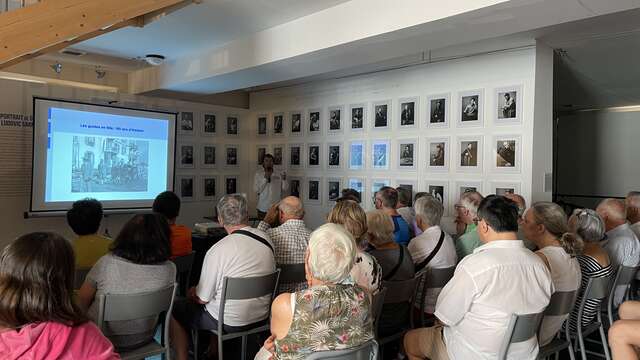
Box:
(170, 224, 192, 258)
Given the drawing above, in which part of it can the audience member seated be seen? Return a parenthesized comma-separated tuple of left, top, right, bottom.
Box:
(565, 209, 614, 334)
(404, 195, 553, 360)
(504, 193, 535, 250)
(407, 196, 457, 315)
(77, 213, 176, 350)
(625, 191, 640, 240)
(0, 232, 118, 359)
(521, 202, 582, 346)
(596, 198, 640, 305)
(366, 210, 415, 336)
(171, 195, 276, 360)
(66, 198, 111, 269)
(453, 190, 484, 260)
(255, 223, 374, 360)
(327, 200, 382, 293)
(258, 196, 311, 292)
(152, 191, 192, 258)
(411, 192, 432, 237)
(374, 186, 411, 246)
(609, 300, 640, 360)
(396, 186, 415, 233)
(338, 188, 362, 203)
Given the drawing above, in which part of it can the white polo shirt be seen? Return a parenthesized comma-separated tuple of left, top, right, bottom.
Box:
(254, 168, 288, 212)
(196, 227, 276, 326)
(434, 240, 553, 360)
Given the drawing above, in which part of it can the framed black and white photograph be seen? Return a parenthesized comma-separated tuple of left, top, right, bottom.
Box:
(426, 93, 450, 129)
(327, 178, 342, 203)
(178, 176, 195, 201)
(349, 103, 366, 132)
(454, 181, 483, 204)
(256, 145, 269, 166)
(490, 181, 521, 196)
(201, 144, 216, 169)
(272, 112, 284, 136)
(201, 176, 217, 200)
(395, 180, 416, 205)
(371, 178, 391, 197)
(457, 89, 484, 127)
(203, 113, 216, 135)
(225, 145, 239, 167)
(372, 100, 391, 130)
(348, 177, 365, 201)
(306, 177, 322, 205)
(307, 143, 321, 168)
(178, 143, 195, 169)
(398, 97, 418, 128)
(495, 85, 522, 125)
(372, 139, 390, 170)
(328, 105, 343, 134)
(179, 112, 194, 135)
(308, 108, 322, 136)
(290, 111, 303, 136)
(288, 144, 303, 169)
(327, 143, 342, 169)
(289, 176, 302, 198)
(397, 139, 417, 170)
(493, 134, 521, 173)
(257, 114, 267, 136)
(273, 144, 284, 169)
(426, 137, 449, 171)
(349, 140, 365, 170)
(225, 175, 238, 195)
(226, 115, 239, 135)
(426, 180, 449, 215)
(457, 135, 483, 172)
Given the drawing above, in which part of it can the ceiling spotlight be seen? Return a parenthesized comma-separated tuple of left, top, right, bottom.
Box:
(144, 54, 165, 66)
(95, 67, 106, 79)
(50, 62, 63, 74)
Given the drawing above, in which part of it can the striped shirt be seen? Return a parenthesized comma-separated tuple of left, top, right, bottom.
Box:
(565, 255, 614, 333)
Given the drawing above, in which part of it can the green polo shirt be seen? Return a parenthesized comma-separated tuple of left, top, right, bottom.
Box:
(456, 223, 481, 260)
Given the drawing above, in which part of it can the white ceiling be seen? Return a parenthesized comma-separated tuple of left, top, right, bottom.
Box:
(74, 0, 350, 60)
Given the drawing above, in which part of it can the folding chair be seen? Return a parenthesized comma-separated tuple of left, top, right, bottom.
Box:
(171, 251, 195, 296)
(537, 290, 578, 360)
(416, 266, 455, 327)
(606, 265, 639, 325)
(277, 263, 306, 292)
(96, 283, 177, 360)
(305, 339, 379, 359)
(498, 312, 544, 360)
(377, 272, 425, 347)
(192, 270, 280, 360)
(371, 287, 387, 338)
(574, 276, 612, 360)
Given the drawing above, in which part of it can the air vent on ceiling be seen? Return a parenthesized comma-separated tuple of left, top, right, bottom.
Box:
(60, 49, 87, 57)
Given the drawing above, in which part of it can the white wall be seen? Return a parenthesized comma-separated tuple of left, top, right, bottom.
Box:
(249, 47, 541, 232)
(0, 80, 249, 249)
(531, 43, 554, 202)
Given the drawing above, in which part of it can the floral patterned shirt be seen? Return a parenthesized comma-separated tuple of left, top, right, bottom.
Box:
(274, 284, 374, 359)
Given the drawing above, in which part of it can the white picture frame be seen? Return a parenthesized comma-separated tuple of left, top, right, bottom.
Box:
(490, 181, 522, 196)
(456, 135, 484, 173)
(307, 143, 322, 169)
(395, 179, 417, 205)
(372, 100, 391, 130)
(307, 108, 322, 136)
(306, 177, 322, 205)
(256, 144, 270, 166)
(224, 175, 238, 195)
(288, 143, 303, 169)
(426, 93, 450, 129)
(327, 105, 344, 134)
(272, 112, 285, 136)
(226, 114, 239, 136)
(288, 176, 303, 198)
(326, 177, 343, 203)
(225, 144, 239, 168)
(348, 177, 366, 202)
(327, 142, 343, 170)
(256, 114, 268, 137)
(201, 175, 217, 200)
(178, 111, 195, 135)
(349, 140, 366, 170)
(371, 139, 390, 170)
(457, 89, 484, 128)
(495, 85, 522, 125)
(397, 138, 417, 170)
(202, 112, 217, 136)
(272, 144, 285, 170)
(289, 110, 303, 136)
(454, 180, 484, 205)
(492, 134, 521, 173)
(371, 178, 391, 194)
(425, 137, 450, 172)
(425, 180, 450, 216)
(178, 143, 195, 169)
(349, 103, 367, 132)
(201, 144, 217, 169)
(177, 175, 195, 201)
(398, 97, 419, 129)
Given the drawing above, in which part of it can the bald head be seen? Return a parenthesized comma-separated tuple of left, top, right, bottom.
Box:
(279, 196, 304, 220)
(626, 191, 640, 223)
(596, 198, 627, 231)
(505, 193, 526, 216)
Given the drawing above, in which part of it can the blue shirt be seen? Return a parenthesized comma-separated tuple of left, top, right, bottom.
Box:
(391, 215, 411, 246)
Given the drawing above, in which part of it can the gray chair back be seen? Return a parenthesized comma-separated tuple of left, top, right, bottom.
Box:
(74, 268, 90, 290)
(171, 251, 195, 296)
(371, 287, 387, 337)
(278, 263, 306, 284)
(381, 271, 425, 330)
(544, 290, 578, 316)
(576, 275, 614, 360)
(425, 266, 455, 288)
(305, 339, 378, 359)
(498, 312, 544, 360)
(607, 265, 640, 323)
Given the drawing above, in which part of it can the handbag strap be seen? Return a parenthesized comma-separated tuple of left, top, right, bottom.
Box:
(233, 229, 274, 254)
(383, 246, 405, 281)
(415, 230, 445, 272)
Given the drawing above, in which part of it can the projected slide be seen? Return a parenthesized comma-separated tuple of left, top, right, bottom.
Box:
(45, 107, 169, 203)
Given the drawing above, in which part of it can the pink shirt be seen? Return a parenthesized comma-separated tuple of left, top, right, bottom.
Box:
(0, 321, 119, 359)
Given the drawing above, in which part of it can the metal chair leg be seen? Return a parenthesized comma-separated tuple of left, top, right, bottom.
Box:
(598, 324, 612, 360)
(218, 333, 224, 360)
(578, 328, 587, 360)
(192, 330, 199, 360)
(241, 335, 247, 360)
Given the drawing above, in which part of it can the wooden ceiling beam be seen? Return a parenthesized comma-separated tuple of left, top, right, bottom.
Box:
(0, 0, 193, 69)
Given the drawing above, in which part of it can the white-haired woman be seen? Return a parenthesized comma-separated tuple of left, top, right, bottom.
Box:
(256, 223, 374, 360)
